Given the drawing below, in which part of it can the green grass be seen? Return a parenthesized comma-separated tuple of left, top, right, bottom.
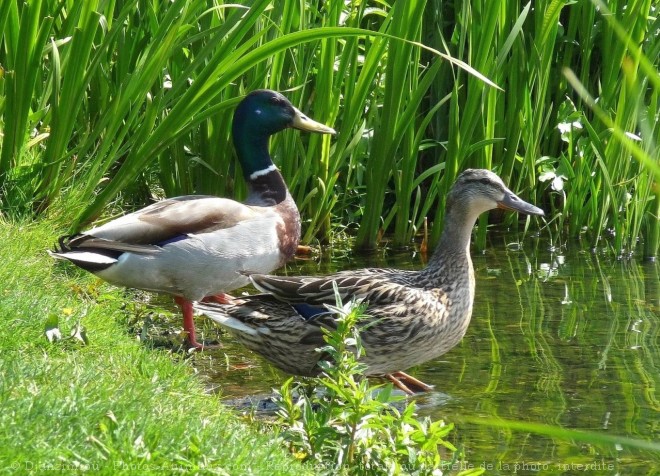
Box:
(0, 217, 309, 475)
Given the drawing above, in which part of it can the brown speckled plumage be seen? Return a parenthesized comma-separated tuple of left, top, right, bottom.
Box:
(195, 169, 544, 385)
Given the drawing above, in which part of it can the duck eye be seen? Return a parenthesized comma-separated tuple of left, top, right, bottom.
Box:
(480, 178, 491, 185)
(270, 96, 283, 106)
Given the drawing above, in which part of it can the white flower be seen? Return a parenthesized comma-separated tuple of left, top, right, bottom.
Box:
(557, 120, 583, 140)
(557, 122, 572, 134)
(552, 175, 564, 191)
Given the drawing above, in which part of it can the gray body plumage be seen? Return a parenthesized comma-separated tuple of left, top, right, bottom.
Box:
(49, 90, 335, 348)
(50, 185, 301, 301)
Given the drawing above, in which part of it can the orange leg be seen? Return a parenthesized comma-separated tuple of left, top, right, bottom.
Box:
(201, 292, 235, 305)
(174, 296, 221, 350)
(385, 371, 434, 395)
(174, 296, 202, 349)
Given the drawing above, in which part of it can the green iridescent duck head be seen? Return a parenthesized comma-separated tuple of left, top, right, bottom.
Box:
(231, 90, 335, 179)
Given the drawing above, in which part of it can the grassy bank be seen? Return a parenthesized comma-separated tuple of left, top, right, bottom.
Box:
(0, 218, 308, 475)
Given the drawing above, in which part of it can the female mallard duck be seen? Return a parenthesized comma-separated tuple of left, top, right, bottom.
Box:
(49, 90, 335, 349)
(194, 169, 544, 393)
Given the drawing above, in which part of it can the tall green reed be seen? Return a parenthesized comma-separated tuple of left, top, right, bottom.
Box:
(423, 0, 657, 257)
(0, 0, 54, 202)
(558, 0, 659, 258)
(355, 0, 430, 249)
(0, 0, 657, 258)
(424, 0, 544, 250)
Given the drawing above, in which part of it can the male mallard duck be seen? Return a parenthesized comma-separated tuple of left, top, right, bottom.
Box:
(49, 90, 335, 349)
(194, 169, 544, 392)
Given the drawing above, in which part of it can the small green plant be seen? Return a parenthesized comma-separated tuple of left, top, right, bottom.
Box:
(272, 293, 478, 475)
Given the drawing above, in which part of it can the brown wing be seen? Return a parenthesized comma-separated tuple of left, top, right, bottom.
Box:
(249, 270, 412, 306)
(76, 196, 263, 246)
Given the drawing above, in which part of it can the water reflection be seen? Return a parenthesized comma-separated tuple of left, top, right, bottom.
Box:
(194, 236, 660, 473)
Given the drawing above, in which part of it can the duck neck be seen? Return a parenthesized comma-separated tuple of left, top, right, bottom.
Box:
(427, 202, 480, 271)
(418, 204, 479, 307)
(233, 126, 288, 205)
(245, 168, 289, 205)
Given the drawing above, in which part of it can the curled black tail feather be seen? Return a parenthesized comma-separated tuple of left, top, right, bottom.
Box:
(52, 234, 84, 253)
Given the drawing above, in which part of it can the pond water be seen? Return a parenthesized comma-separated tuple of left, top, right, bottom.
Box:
(191, 235, 660, 474)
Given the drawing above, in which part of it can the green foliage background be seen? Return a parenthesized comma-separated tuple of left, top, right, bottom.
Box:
(0, 0, 658, 256)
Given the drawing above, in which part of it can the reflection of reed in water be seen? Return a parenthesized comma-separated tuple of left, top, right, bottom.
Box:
(537, 254, 659, 459)
(199, 242, 660, 467)
(612, 260, 660, 421)
(457, 246, 659, 467)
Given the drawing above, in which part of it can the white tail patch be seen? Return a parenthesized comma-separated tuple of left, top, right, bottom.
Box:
(49, 250, 117, 265)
